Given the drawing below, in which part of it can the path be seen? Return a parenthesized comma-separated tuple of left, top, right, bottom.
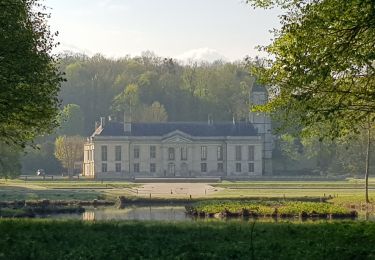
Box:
(136, 183, 223, 197)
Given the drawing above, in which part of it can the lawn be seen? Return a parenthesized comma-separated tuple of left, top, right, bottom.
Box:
(0, 219, 374, 259)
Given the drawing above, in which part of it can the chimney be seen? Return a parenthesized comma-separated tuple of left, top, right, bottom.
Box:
(208, 114, 213, 125)
(100, 117, 105, 127)
(124, 112, 132, 133)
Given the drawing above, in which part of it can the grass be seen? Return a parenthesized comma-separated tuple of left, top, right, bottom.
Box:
(1, 178, 375, 204)
(188, 200, 352, 217)
(0, 219, 374, 259)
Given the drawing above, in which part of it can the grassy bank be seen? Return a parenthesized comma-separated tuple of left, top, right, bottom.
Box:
(0, 220, 374, 259)
(186, 200, 355, 218)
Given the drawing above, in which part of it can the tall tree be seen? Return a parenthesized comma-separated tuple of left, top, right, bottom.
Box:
(247, 0, 375, 201)
(58, 104, 84, 136)
(54, 136, 84, 177)
(0, 0, 63, 147)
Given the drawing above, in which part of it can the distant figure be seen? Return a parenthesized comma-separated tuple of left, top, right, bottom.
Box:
(36, 169, 45, 176)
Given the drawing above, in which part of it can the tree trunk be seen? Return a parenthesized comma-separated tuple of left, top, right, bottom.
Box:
(365, 118, 371, 203)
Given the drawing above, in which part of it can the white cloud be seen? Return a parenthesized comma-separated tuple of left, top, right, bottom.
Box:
(175, 48, 228, 63)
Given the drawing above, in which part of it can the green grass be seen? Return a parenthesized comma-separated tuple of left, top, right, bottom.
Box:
(188, 200, 351, 217)
(0, 219, 374, 259)
(0, 187, 102, 201)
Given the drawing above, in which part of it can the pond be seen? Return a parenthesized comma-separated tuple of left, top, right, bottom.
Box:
(40, 205, 375, 222)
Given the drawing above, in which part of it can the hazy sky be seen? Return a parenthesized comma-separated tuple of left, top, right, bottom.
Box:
(45, 0, 281, 62)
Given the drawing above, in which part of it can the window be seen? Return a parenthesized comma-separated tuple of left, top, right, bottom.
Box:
(150, 163, 156, 173)
(217, 146, 223, 161)
(115, 146, 121, 161)
(168, 163, 175, 175)
(181, 147, 187, 160)
(134, 163, 140, 173)
(101, 163, 107, 173)
(201, 146, 207, 160)
(150, 146, 156, 159)
(101, 146, 107, 161)
(201, 163, 207, 172)
(248, 146, 255, 161)
(168, 147, 175, 160)
(235, 145, 242, 161)
(86, 151, 90, 161)
(134, 147, 140, 159)
(236, 163, 242, 173)
(115, 163, 121, 172)
(248, 163, 254, 173)
(217, 163, 224, 172)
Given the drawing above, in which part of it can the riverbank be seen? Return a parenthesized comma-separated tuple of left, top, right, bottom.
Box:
(0, 220, 374, 259)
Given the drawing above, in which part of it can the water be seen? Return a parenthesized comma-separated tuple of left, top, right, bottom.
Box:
(46, 206, 191, 221)
(40, 205, 375, 222)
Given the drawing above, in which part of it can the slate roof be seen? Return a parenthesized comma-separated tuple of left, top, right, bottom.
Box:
(95, 121, 258, 137)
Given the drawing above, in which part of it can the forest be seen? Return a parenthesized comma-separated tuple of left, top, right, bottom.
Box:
(2, 52, 374, 177)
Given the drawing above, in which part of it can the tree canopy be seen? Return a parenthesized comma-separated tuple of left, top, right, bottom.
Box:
(0, 0, 63, 147)
(248, 0, 375, 137)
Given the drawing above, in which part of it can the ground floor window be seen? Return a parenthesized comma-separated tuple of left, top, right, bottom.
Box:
(150, 163, 156, 173)
(102, 163, 107, 173)
(217, 163, 224, 172)
(236, 163, 241, 173)
(248, 162, 254, 173)
(201, 163, 207, 173)
(134, 163, 140, 173)
(115, 163, 121, 172)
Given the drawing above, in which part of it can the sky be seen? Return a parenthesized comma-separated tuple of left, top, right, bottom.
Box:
(45, 0, 281, 62)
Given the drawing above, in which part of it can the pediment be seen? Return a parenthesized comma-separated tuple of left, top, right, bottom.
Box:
(162, 130, 192, 143)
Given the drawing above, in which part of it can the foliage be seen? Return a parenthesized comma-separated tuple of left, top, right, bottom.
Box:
(59, 54, 255, 134)
(0, 0, 63, 147)
(57, 104, 84, 136)
(54, 136, 84, 176)
(189, 200, 350, 216)
(248, 0, 375, 138)
(21, 141, 62, 175)
(0, 143, 21, 178)
(1, 220, 375, 259)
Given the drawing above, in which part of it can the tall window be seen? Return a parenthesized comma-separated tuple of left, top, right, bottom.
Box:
(115, 146, 121, 161)
(101, 163, 107, 173)
(236, 163, 241, 172)
(168, 147, 175, 160)
(235, 145, 242, 161)
(150, 163, 156, 173)
(168, 163, 175, 175)
(150, 146, 156, 159)
(217, 163, 224, 172)
(248, 163, 254, 173)
(181, 147, 187, 160)
(115, 163, 121, 172)
(201, 146, 207, 160)
(134, 163, 140, 173)
(201, 163, 207, 172)
(248, 146, 255, 161)
(217, 146, 223, 161)
(134, 146, 140, 159)
(101, 146, 107, 161)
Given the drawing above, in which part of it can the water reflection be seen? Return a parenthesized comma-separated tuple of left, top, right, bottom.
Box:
(46, 206, 375, 222)
(82, 206, 190, 221)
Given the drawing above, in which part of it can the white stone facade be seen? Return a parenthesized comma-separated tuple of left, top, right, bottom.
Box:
(83, 131, 263, 178)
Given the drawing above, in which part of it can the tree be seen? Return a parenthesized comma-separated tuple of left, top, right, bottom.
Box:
(0, 0, 63, 147)
(54, 136, 84, 177)
(0, 143, 21, 178)
(111, 84, 140, 120)
(58, 104, 84, 136)
(247, 0, 375, 202)
(140, 102, 168, 122)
